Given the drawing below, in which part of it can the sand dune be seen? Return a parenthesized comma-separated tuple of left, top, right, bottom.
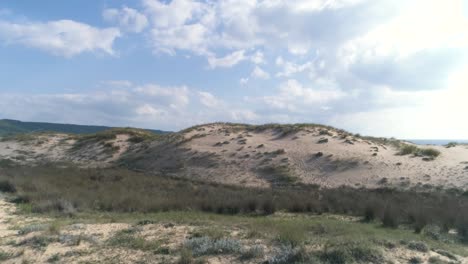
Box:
(1, 123, 467, 190)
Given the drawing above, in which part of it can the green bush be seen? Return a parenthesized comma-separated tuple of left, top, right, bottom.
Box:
(239, 245, 264, 260)
(107, 229, 161, 251)
(398, 144, 419, 155)
(419, 148, 441, 157)
(318, 243, 384, 264)
(0, 180, 16, 193)
(184, 237, 242, 256)
(398, 144, 441, 158)
(407, 241, 428, 252)
(382, 206, 399, 228)
(0, 250, 12, 261)
(409, 257, 423, 264)
(268, 245, 313, 264)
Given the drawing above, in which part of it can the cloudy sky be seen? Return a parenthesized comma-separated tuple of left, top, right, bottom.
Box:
(0, 0, 467, 139)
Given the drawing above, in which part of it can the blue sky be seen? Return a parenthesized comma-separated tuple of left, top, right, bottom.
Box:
(0, 0, 467, 139)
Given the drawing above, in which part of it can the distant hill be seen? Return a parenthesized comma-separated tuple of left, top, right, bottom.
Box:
(0, 119, 169, 136)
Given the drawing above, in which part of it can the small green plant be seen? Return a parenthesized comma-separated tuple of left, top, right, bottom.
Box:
(0, 250, 12, 261)
(239, 245, 264, 260)
(419, 148, 441, 158)
(47, 254, 60, 263)
(398, 144, 441, 158)
(318, 243, 384, 264)
(18, 223, 48, 235)
(428, 256, 451, 264)
(409, 256, 423, 264)
(382, 206, 398, 228)
(433, 249, 457, 261)
(398, 144, 419, 155)
(0, 180, 16, 193)
(107, 229, 161, 251)
(184, 236, 242, 256)
(445, 142, 457, 148)
(0, 158, 15, 168)
(407, 241, 428, 252)
(178, 248, 194, 264)
(275, 223, 307, 247)
(317, 138, 329, 144)
(17, 235, 55, 249)
(268, 245, 313, 264)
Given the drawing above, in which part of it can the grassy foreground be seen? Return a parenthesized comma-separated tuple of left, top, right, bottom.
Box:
(0, 204, 467, 263)
(0, 164, 467, 263)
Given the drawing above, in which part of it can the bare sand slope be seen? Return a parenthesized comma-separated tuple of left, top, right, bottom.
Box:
(1, 123, 467, 189)
(0, 133, 131, 168)
(149, 123, 468, 189)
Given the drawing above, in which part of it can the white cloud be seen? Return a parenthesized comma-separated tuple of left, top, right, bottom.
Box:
(240, 77, 249, 85)
(198, 91, 223, 108)
(275, 56, 284, 66)
(251, 66, 270, 79)
(143, 0, 206, 28)
(143, 0, 215, 55)
(276, 61, 313, 77)
(251, 50, 265, 64)
(279, 79, 345, 104)
(284, 0, 365, 12)
(101, 80, 133, 88)
(135, 104, 164, 116)
(103, 6, 148, 33)
(230, 109, 259, 121)
(328, 66, 468, 139)
(339, 0, 468, 66)
(255, 79, 346, 112)
(141, 0, 368, 64)
(134, 84, 190, 109)
(0, 19, 121, 57)
(207, 50, 245, 68)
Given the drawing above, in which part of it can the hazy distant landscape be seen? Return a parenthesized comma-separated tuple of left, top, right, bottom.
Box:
(407, 140, 468, 146)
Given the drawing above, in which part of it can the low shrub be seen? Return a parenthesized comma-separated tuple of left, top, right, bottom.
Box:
(268, 245, 313, 264)
(419, 148, 441, 158)
(445, 142, 457, 148)
(318, 243, 384, 264)
(18, 223, 48, 235)
(433, 249, 457, 261)
(0, 180, 16, 193)
(409, 257, 423, 264)
(239, 245, 264, 260)
(398, 144, 441, 158)
(0, 250, 12, 261)
(178, 248, 194, 264)
(382, 206, 399, 228)
(428, 256, 450, 264)
(398, 144, 419, 155)
(107, 229, 161, 251)
(184, 237, 242, 256)
(407, 241, 429, 252)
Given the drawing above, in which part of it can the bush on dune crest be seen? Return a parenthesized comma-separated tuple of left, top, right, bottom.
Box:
(398, 144, 441, 158)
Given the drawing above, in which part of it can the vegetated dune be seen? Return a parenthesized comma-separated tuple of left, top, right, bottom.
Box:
(1, 123, 468, 190)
